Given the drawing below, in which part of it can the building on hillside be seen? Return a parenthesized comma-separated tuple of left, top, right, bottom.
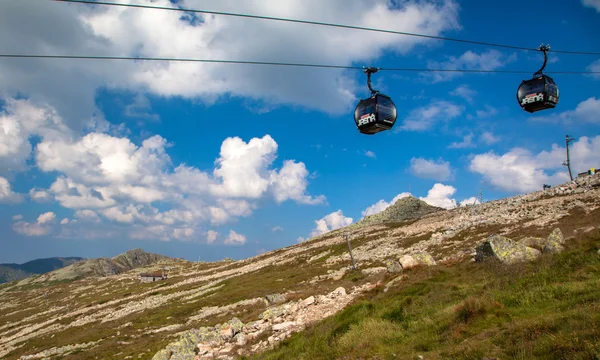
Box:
(139, 270, 168, 283)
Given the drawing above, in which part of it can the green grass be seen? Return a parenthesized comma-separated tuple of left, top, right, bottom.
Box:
(245, 230, 600, 360)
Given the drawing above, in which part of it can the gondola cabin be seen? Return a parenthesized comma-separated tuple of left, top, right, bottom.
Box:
(516, 74, 559, 113)
(354, 94, 398, 135)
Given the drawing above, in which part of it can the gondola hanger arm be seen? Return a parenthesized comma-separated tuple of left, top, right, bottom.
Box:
(363, 66, 380, 95)
(534, 44, 550, 77)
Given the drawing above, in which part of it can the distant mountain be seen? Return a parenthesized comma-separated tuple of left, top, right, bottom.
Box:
(0, 257, 84, 284)
(43, 248, 170, 282)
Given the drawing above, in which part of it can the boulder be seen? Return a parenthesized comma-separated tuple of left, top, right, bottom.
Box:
(264, 293, 286, 306)
(412, 252, 437, 266)
(258, 305, 288, 320)
(385, 259, 403, 274)
(300, 296, 315, 308)
(475, 234, 541, 264)
(399, 255, 419, 270)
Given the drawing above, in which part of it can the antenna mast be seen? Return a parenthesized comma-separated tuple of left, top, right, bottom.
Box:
(563, 135, 575, 181)
(344, 231, 357, 270)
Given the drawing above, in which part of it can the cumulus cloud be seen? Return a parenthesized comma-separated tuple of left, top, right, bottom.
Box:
(364, 150, 376, 159)
(361, 192, 411, 218)
(124, 94, 160, 121)
(425, 49, 518, 82)
(582, 0, 600, 12)
(450, 85, 477, 103)
(480, 132, 500, 145)
(530, 97, 600, 124)
(409, 157, 453, 181)
(206, 230, 219, 244)
(0, 177, 24, 203)
(0, 0, 461, 124)
(224, 230, 246, 245)
(449, 133, 475, 149)
(418, 183, 459, 209)
(469, 136, 600, 193)
(300, 210, 353, 241)
(398, 101, 463, 132)
(2, 99, 325, 241)
(272, 226, 283, 232)
(588, 59, 600, 79)
(12, 212, 57, 236)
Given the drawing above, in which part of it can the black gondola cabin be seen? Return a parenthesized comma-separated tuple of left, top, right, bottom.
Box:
(354, 94, 397, 135)
(516, 74, 559, 113)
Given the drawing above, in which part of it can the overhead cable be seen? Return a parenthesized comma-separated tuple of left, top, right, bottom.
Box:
(52, 0, 600, 56)
(1, 53, 599, 74)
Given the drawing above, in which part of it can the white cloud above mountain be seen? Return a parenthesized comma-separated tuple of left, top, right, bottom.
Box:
(469, 135, 600, 193)
(0, 0, 461, 127)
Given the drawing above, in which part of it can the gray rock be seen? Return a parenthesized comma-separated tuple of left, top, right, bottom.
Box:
(385, 259, 403, 273)
(264, 293, 286, 306)
(475, 234, 541, 264)
(399, 255, 418, 270)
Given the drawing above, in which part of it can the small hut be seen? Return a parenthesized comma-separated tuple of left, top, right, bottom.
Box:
(139, 270, 168, 283)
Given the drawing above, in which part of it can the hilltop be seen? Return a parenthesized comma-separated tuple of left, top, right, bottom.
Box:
(0, 173, 599, 360)
(21, 248, 171, 283)
(0, 257, 84, 284)
(352, 195, 445, 228)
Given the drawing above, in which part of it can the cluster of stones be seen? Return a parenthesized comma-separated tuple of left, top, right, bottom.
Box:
(152, 284, 376, 360)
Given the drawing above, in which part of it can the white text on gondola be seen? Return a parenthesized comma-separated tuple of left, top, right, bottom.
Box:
(521, 93, 544, 104)
(358, 114, 376, 126)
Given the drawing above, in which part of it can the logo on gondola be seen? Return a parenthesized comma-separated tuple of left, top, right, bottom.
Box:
(521, 93, 544, 105)
(358, 113, 376, 126)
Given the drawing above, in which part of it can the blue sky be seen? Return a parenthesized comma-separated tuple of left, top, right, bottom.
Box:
(1, 0, 599, 263)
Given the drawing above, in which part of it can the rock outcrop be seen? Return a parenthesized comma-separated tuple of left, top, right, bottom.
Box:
(353, 196, 444, 227)
(475, 234, 541, 264)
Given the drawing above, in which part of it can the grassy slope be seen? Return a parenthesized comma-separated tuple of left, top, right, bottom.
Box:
(248, 230, 600, 360)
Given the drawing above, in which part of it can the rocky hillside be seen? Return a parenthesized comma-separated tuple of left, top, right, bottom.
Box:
(0, 257, 84, 284)
(0, 174, 599, 360)
(30, 249, 170, 282)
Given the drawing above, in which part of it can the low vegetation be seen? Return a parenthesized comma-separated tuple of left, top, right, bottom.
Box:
(247, 230, 600, 360)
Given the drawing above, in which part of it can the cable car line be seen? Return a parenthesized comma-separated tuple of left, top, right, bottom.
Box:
(51, 0, 600, 56)
(1, 53, 599, 75)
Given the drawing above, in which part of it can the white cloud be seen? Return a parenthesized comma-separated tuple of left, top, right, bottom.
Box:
(12, 214, 23, 221)
(60, 218, 71, 225)
(469, 136, 600, 193)
(449, 133, 475, 149)
(460, 197, 480, 206)
(450, 85, 477, 103)
(29, 188, 53, 203)
(206, 230, 219, 244)
(3, 99, 324, 241)
(409, 157, 453, 181)
(480, 131, 500, 145)
(364, 150, 376, 159)
(475, 106, 498, 118)
(272, 226, 283, 232)
(0, 0, 461, 124)
(418, 183, 458, 209)
(37, 212, 56, 224)
(12, 212, 57, 236)
(124, 94, 159, 121)
(530, 97, 600, 124)
(0, 177, 23, 203)
(588, 59, 600, 79)
(224, 230, 246, 245)
(361, 192, 411, 218)
(399, 101, 463, 132)
(0, 98, 72, 174)
(308, 210, 353, 238)
(426, 49, 517, 82)
(582, 0, 600, 12)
